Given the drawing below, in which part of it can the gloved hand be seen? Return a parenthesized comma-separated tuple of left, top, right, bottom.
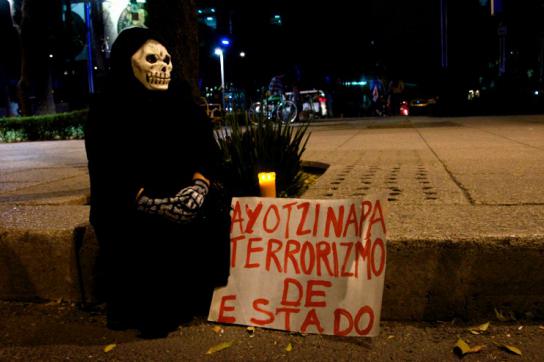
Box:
(175, 179, 209, 210)
(136, 194, 197, 224)
(135, 179, 210, 224)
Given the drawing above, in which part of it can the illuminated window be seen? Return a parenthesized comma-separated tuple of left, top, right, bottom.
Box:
(197, 7, 217, 29)
(271, 14, 282, 26)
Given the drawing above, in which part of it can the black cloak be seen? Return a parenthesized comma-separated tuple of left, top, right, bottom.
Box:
(84, 27, 230, 335)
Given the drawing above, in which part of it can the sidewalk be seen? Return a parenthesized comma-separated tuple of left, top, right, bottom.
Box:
(1, 115, 543, 322)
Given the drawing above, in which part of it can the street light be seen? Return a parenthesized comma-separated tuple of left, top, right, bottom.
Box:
(214, 47, 225, 111)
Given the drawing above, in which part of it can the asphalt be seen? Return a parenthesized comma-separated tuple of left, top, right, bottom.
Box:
(1, 115, 544, 323)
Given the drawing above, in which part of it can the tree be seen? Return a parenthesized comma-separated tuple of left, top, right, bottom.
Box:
(15, 0, 62, 115)
(146, 0, 200, 99)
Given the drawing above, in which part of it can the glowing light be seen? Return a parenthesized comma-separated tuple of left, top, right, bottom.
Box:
(258, 172, 277, 198)
(344, 81, 367, 87)
(271, 14, 282, 25)
(400, 101, 409, 116)
(221, 38, 231, 46)
(214, 48, 223, 56)
(239, 52, 246, 58)
(535, 90, 540, 96)
(320, 99, 327, 116)
(467, 89, 481, 101)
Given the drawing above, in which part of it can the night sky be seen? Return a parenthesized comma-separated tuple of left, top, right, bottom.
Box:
(207, 1, 476, 86)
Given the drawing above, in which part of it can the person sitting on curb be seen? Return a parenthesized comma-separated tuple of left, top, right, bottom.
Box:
(84, 27, 231, 339)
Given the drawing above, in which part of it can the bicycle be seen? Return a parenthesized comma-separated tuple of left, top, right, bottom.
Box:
(248, 94, 298, 124)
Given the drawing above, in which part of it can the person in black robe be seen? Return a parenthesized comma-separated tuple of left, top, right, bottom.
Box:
(84, 27, 230, 338)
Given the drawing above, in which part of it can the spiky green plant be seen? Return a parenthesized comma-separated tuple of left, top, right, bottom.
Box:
(216, 112, 310, 197)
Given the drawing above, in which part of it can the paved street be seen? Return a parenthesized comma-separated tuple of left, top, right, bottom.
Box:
(1, 115, 544, 360)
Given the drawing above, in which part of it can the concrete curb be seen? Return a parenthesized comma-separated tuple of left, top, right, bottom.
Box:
(0, 227, 82, 301)
(2, 215, 542, 321)
(384, 236, 544, 320)
(0, 205, 90, 302)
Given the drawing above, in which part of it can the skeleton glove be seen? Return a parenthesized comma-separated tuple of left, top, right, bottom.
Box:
(135, 180, 209, 224)
(136, 194, 197, 224)
(175, 179, 209, 210)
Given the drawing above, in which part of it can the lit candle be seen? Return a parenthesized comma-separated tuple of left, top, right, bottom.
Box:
(258, 172, 277, 198)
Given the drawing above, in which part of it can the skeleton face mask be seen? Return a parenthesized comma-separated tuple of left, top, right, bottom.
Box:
(131, 39, 172, 91)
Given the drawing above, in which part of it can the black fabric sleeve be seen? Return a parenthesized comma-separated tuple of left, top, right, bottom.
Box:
(191, 104, 224, 182)
(85, 96, 142, 231)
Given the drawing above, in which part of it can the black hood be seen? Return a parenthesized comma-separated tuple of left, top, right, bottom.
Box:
(109, 27, 169, 92)
(103, 26, 193, 104)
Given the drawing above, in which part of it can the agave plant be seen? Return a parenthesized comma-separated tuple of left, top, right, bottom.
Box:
(215, 112, 310, 197)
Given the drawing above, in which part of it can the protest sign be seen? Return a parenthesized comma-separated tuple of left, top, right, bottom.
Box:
(208, 196, 387, 337)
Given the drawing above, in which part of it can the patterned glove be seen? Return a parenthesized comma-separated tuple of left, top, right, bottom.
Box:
(175, 179, 209, 211)
(136, 194, 197, 224)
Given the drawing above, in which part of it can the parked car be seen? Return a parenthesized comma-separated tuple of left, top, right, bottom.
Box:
(408, 95, 439, 115)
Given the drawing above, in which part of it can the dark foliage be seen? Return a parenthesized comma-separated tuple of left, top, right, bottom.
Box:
(0, 109, 87, 142)
(216, 113, 310, 197)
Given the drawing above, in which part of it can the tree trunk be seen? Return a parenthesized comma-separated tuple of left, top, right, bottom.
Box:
(146, 0, 200, 99)
(0, 0, 19, 116)
(16, 0, 61, 115)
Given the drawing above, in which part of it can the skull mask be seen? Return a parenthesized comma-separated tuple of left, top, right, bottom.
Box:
(131, 39, 172, 91)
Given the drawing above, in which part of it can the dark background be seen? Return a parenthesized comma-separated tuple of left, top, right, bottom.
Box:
(198, 0, 544, 115)
(2, 0, 544, 117)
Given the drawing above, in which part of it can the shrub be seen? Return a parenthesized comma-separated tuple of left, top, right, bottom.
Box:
(216, 112, 311, 197)
(0, 109, 88, 143)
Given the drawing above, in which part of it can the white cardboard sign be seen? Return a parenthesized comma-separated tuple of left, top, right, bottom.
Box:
(208, 196, 387, 337)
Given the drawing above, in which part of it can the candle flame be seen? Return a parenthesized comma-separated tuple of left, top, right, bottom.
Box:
(258, 172, 277, 197)
(258, 172, 276, 182)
